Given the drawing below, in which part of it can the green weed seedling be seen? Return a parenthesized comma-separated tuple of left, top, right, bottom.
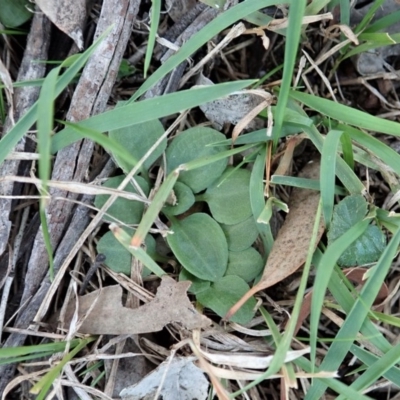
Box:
(94, 124, 269, 325)
(327, 194, 386, 267)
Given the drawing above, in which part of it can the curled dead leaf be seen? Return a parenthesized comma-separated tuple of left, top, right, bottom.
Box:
(35, 0, 86, 49)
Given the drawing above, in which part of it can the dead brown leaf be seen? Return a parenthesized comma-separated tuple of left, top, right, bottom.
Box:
(35, 0, 86, 49)
(63, 276, 211, 334)
(225, 160, 325, 320)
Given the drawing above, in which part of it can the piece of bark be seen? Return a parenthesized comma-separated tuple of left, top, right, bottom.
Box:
(225, 160, 325, 320)
(61, 276, 211, 334)
(0, 160, 115, 394)
(0, 2, 139, 393)
(19, 0, 140, 313)
(144, 6, 218, 99)
(165, 0, 197, 23)
(0, 10, 51, 258)
(153, 2, 207, 61)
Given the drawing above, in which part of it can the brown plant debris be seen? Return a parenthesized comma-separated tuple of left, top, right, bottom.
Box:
(62, 276, 211, 334)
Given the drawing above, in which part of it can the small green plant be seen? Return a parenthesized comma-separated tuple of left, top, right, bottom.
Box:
(327, 194, 386, 267)
(94, 124, 271, 324)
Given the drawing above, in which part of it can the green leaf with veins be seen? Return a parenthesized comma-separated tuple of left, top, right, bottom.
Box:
(197, 275, 256, 324)
(327, 195, 386, 266)
(109, 117, 166, 172)
(166, 127, 228, 193)
(162, 182, 195, 216)
(221, 216, 259, 251)
(179, 269, 211, 295)
(167, 213, 228, 281)
(225, 248, 263, 283)
(202, 167, 252, 225)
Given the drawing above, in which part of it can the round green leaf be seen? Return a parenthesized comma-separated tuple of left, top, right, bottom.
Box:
(166, 127, 228, 193)
(162, 182, 195, 216)
(221, 217, 259, 251)
(94, 175, 149, 224)
(204, 167, 252, 225)
(337, 225, 386, 267)
(0, 0, 31, 27)
(327, 195, 386, 266)
(179, 269, 210, 295)
(97, 231, 155, 276)
(225, 248, 263, 283)
(166, 213, 228, 281)
(109, 118, 166, 172)
(197, 275, 256, 324)
(327, 195, 367, 241)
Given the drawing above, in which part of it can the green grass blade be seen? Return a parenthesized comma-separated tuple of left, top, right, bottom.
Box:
(60, 120, 140, 169)
(376, 209, 400, 234)
(339, 0, 350, 25)
(337, 341, 400, 399)
(39, 211, 54, 279)
(288, 100, 364, 194)
(326, 263, 392, 353)
(339, 130, 354, 170)
(359, 32, 400, 44)
(37, 67, 59, 280)
(131, 170, 179, 248)
(304, 123, 364, 193)
(354, 0, 385, 33)
(306, 226, 400, 399)
(250, 147, 274, 256)
(365, 9, 400, 33)
(271, 175, 347, 195)
(305, 0, 331, 15)
(0, 88, 5, 123)
(51, 80, 256, 153)
(290, 90, 400, 136)
(321, 130, 343, 228)
(294, 356, 373, 400)
(0, 340, 80, 358)
(0, 27, 112, 165)
(343, 33, 400, 60)
(310, 219, 370, 369)
(182, 143, 258, 171)
(127, 0, 287, 102)
(231, 200, 323, 396)
(337, 123, 400, 177)
(31, 338, 93, 399)
(0, 352, 57, 366)
(273, 0, 306, 147)
(144, 0, 161, 78)
(244, 11, 274, 28)
(350, 345, 400, 388)
(313, 251, 393, 354)
(110, 225, 165, 276)
(38, 68, 58, 187)
(259, 306, 281, 343)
